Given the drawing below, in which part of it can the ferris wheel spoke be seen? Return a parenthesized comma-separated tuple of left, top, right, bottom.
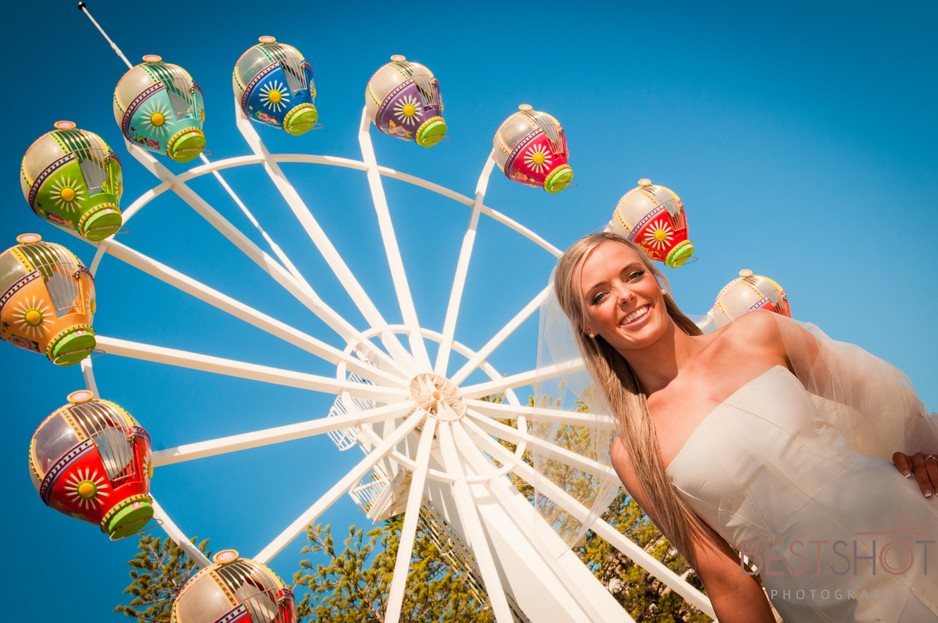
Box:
(152, 401, 413, 467)
(122, 141, 411, 376)
(368, 163, 562, 257)
(151, 496, 212, 567)
(272, 151, 563, 257)
(465, 410, 614, 481)
(460, 418, 715, 617)
(358, 108, 432, 369)
(197, 152, 308, 285)
(436, 422, 516, 623)
(466, 399, 614, 429)
(98, 238, 406, 386)
(254, 410, 425, 564)
(450, 285, 552, 386)
(384, 418, 438, 623)
(434, 153, 497, 377)
(235, 112, 418, 369)
(461, 359, 584, 400)
(93, 335, 407, 402)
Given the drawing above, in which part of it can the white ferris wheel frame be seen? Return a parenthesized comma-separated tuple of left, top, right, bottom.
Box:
(65, 11, 715, 619)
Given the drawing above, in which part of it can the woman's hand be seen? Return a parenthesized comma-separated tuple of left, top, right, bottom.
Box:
(893, 451, 938, 498)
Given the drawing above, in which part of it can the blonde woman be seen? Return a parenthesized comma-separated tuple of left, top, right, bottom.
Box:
(550, 231, 938, 622)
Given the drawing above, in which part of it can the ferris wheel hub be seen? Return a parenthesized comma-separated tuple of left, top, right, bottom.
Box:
(409, 373, 466, 421)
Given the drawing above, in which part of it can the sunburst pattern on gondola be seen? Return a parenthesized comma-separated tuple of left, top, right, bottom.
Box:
(260, 80, 290, 112)
(49, 176, 84, 212)
(524, 145, 553, 173)
(643, 217, 674, 251)
(12, 296, 52, 339)
(64, 468, 111, 510)
(140, 101, 173, 136)
(393, 95, 421, 127)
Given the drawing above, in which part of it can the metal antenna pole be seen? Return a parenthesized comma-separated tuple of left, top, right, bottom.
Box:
(76, 3, 133, 69)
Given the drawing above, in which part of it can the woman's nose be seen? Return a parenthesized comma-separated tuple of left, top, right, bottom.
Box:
(614, 282, 635, 305)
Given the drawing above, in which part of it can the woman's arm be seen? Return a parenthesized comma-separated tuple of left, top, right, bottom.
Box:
(610, 437, 775, 623)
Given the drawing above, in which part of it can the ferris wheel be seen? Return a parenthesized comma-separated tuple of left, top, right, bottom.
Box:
(11, 12, 720, 623)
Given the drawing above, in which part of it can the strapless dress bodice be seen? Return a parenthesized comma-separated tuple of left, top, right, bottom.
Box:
(667, 366, 938, 622)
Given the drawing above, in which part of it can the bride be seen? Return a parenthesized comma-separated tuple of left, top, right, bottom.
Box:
(549, 231, 938, 622)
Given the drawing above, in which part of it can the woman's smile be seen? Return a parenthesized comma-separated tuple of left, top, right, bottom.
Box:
(620, 304, 651, 327)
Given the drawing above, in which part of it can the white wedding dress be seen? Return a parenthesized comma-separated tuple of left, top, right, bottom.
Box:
(667, 365, 938, 622)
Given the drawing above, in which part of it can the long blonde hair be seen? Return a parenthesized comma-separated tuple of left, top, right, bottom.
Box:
(553, 231, 712, 565)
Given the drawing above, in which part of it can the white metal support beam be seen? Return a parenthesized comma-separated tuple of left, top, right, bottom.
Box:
(466, 399, 614, 429)
(98, 238, 404, 387)
(450, 286, 552, 385)
(196, 152, 307, 285)
(153, 401, 413, 466)
(357, 108, 432, 369)
(384, 418, 438, 623)
(120, 141, 406, 376)
(461, 360, 583, 399)
(255, 410, 425, 564)
(235, 109, 416, 369)
(434, 154, 496, 376)
(451, 421, 631, 623)
(93, 335, 407, 402)
(437, 422, 516, 623)
(151, 497, 211, 567)
(461, 418, 715, 618)
(467, 411, 614, 481)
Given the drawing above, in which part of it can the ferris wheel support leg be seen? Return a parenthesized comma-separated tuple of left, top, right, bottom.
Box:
(357, 107, 432, 369)
(254, 410, 425, 564)
(450, 421, 633, 623)
(433, 153, 496, 377)
(150, 497, 212, 567)
(235, 108, 417, 370)
(436, 422, 516, 623)
(450, 286, 552, 385)
(461, 419, 715, 618)
(120, 140, 407, 377)
(384, 418, 438, 623)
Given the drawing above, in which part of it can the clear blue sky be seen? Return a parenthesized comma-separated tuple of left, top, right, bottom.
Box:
(2, 1, 936, 621)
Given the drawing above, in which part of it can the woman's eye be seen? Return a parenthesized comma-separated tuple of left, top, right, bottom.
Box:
(627, 270, 646, 282)
(591, 291, 608, 305)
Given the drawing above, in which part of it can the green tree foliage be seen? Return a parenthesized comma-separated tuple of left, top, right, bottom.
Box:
(115, 535, 211, 622)
(293, 514, 495, 623)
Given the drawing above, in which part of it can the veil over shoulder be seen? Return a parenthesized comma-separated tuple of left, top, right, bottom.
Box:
(774, 313, 938, 460)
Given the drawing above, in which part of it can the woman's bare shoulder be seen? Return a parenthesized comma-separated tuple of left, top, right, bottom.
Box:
(716, 310, 786, 356)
